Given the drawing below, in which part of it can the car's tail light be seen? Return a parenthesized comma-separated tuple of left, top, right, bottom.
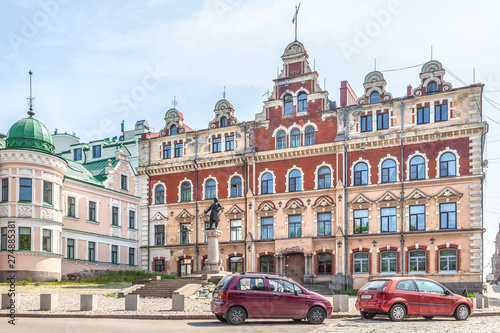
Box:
(220, 291, 229, 300)
(381, 281, 393, 294)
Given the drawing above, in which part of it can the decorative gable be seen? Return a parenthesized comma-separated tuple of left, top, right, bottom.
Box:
(357, 71, 393, 105)
(160, 108, 191, 136)
(376, 191, 400, 204)
(224, 204, 244, 218)
(175, 209, 194, 223)
(413, 60, 452, 96)
(312, 196, 335, 212)
(151, 211, 167, 221)
(435, 186, 462, 202)
(208, 99, 239, 129)
(405, 189, 431, 202)
(283, 198, 306, 214)
(349, 194, 372, 205)
(256, 201, 278, 217)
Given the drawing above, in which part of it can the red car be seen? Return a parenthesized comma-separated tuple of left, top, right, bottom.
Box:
(210, 272, 333, 325)
(356, 277, 473, 321)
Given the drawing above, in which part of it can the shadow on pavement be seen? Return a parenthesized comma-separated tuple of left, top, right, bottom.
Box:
(187, 320, 314, 327)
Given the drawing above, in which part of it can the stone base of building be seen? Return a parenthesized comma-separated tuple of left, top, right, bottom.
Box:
(0, 270, 61, 282)
(442, 281, 482, 294)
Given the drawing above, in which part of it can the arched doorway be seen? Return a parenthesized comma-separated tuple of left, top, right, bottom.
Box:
(285, 253, 305, 284)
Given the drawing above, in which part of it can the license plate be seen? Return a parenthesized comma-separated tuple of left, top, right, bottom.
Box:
(361, 294, 372, 300)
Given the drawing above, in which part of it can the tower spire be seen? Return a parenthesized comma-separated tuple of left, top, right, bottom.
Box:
(27, 70, 35, 118)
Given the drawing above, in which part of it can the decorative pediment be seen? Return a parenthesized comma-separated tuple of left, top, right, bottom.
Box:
(376, 191, 400, 204)
(175, 209, 194, 222)
(151, 211, 167, 221)
(224, 204, 244, 217)
(256, 201, 278, 216)
(208, 99, 239, 129)
(349, 194, 372, 205)
(405, 189, 431, 201)
(357, 71, 393, 105)
(283, 198, 306, 214)
(312, 196, 335, 211)
(435, 186, 462, 199)
(413, 60, 452, 97)
(160, 108, 191, 136)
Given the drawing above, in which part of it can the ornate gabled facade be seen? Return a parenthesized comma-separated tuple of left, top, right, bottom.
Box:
(137, 40, 486, 292)
(494, 223, 500, 280)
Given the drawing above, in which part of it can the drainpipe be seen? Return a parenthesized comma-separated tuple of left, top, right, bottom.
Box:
(480, 84, 488, 290)
(145, 139, 152, 270)
(243, 122, 248, 272)
(193, 131, 199, 272)
(400, 98, 405, 276)
(343, 107, 349, 290)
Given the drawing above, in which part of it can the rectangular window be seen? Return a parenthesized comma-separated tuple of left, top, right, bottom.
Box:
(67, 196, 76, 217)
(43, 181, 53, 205)
(409, 205, 425, 231)
(74, 148, 82, 161)
(353, 252, 369, 273)
(354, 209, 369, 234)
(377, 113, 389, 130)
(1, 228, 6, 251)
(129, 248, 135, 266)
(19, 178, 32, 202)
(111, 245, 118, 264)
(439, 249, 457, 273)
(288, 215, 302, 238)
(2, 178, 8, 202)
(66, 238, 75, 259)
(19, 227, 31, 250)
(88, 241, 95, 261)
(180, 224, 189, 244)
(112, 207, 119, 226)
(417, 107, 430, 124)
(121, 175, 128, 190)
(92, 145, 101, 158)
(129, 211, 135, 229)
(440, 203, 457, 229)
(317, 253, 332, 274)
(88, 201, 97, 221)
(361, 115, 372, 132)
(155, 225, 165, 245)
(261, 217, 274, 240)
(380, 251, 397, 274)
(212, 138, 221, 153)
(162, 144, 171, 159)
(175, 143, 183, 157)
(42, 229, 52, 252)
(381, 207, 397, 232)
(230, 219, 242, 241)
(435, 104, 448, 122)
(225, 136, 234, 151)
(317, 212, 331, 236)
(409, 250, 426, 273)
(260, 255, 274, 273)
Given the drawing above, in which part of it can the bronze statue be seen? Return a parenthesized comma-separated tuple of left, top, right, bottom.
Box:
(204, 198, 223, 230)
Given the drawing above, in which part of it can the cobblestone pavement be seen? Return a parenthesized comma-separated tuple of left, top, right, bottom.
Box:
(312, 317, 500, 333)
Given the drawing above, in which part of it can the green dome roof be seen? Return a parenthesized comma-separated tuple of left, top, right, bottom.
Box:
(6, 117, 55, 154)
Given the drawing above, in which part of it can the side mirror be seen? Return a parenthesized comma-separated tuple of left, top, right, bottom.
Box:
(294, 290, 298, 296)
(444, 289, 450, 295)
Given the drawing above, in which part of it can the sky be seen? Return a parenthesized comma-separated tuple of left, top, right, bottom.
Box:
(1, 0, 499, 276)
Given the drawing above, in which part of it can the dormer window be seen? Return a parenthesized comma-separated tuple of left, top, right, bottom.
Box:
(370, 91, 380, 104)
(284, 95, 293, 115)
(170, 125, 177, 135)
(426, 82, 438, 95)
(297, 92, 307, 112)
(220, 117, 227, 128)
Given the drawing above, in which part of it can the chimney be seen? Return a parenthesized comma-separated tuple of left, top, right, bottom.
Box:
(407, 85, 412, 97)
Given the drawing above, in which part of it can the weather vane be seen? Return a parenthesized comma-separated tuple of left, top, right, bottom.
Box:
(27, 70, 35, 117)
(292, 3, 301, 41)
(172, 96, 178, 108)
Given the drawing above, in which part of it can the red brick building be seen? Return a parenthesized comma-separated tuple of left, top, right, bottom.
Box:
(137, 40, 486, 292)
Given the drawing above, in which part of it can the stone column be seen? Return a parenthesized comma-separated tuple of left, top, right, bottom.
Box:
(203, 229, 223, 273)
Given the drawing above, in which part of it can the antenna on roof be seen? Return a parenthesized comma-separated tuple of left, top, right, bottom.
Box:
(431, 45, 433, 60)
(473, 68, 476, 84)
(172, 96, 178, 108)
(374, 58, 377, 71)
(292, 3, 301, 41)
(27, 70, 35, 117)
(262, 89, 270, 100)
(314, 58, 316, 71)
(223, 86, 226, 99)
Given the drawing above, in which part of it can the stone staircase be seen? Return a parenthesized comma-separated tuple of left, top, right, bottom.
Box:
(303, 283, 333, 296)
(129, 278, 207, 298)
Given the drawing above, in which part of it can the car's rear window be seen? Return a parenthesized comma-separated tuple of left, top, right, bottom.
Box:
(360, 280, 389, 291)
(215, 275, 234, 290)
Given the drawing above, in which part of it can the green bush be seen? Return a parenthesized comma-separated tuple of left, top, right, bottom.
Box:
(339, 289, 358, 296)
(467, 293, 474, 298)
(34, 282, 40, 286)
(78, 269, 179, 284)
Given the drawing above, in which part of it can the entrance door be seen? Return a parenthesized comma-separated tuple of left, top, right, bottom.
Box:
(285, 253, 305, 284)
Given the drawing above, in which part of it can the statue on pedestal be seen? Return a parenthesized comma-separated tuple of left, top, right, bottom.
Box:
(204, 197, 223, 230)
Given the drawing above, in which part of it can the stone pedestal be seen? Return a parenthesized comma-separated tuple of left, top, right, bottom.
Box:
(332, 294, 349, 312)
(172, 294, 185, 311)
(125, 294, 140, 311)
(2, 293, 20, 309)
(203, 229, 223, 273)
(40, 294, 58, 311)
(80, 294, 97, 311)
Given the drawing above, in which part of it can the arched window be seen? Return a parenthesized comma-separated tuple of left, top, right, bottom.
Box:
(305, 127, 315, 145)
(181, 182, 191, 202)
(370, 91, 380, 104)
(205, 179, 216, 200)
(290, 129, 300, 147)
(353, 252, 369, 273)
(220, 117, 227, 128)
(297, 92, 307, 112)
(170, 125, 177, 135)
(231, 177, 242, 197)
(289, 170, 301, 192)
(354, 163, 368, 185)
(284, 94, 293, 115)
(381, 159, 396, 183)
(440, 152, 456, 177)
(154, 185, 165, 204)
(409, 156, 425, 180)
(380, 251, 397, 274)
(318, 167, 331, 189)
(426, 81, 438, 94)
(261, 173, 273, 194)
(276, 131, 286, 149)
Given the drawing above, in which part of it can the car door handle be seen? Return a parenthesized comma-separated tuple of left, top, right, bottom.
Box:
(239, 292, 246, 295)
(273, 294, 279, 297)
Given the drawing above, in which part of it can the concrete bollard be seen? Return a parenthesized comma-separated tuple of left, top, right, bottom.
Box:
(40, 294, 58, 311)
(80, 294, 97, 311)
(475, 296, 483, 310)
(471, 297, 477, 309)
(2, 293, 20, 310)
(332, 294, 349, 312)
(483, 296, 489, 309)
(172, 294, 185, 311)
(125, 294, 140, 311)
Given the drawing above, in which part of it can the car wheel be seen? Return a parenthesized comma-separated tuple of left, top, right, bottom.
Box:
(454, 304, 470, 321)
(215, 314, 227, 322)
(423, 316, 434, 320)
(361, 311, 376, 319)
(307, 306, 326, 325)
(388, 304, 406, 321)
(226, 306, 246, 325)
(293, 319, 302, 322)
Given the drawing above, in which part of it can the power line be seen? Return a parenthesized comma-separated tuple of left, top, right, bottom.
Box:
(380, 63, 424, 73)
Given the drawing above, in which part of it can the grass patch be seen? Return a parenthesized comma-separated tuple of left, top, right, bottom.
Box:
(338, 289, 358, 296)
(78, 270, 179, 284)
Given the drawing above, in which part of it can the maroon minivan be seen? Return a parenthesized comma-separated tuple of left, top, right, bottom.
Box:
(356, 277, 473, 321)
(211, 273, 333, 325)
